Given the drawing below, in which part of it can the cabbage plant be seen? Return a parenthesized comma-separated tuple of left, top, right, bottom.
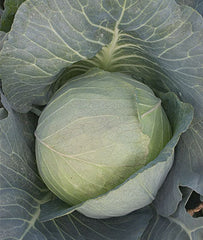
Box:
(0, 0, 202, 239)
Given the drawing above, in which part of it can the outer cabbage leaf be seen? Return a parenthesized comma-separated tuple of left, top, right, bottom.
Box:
(0, 31, 7, 51)
(176, 0, 203, 16)
(0, 0, 202, 116)
(142, 188, 203, 240)
(154, 120, 203, 216)
(0, 92, 51, 239)
(43, 206, 153, 240)
(0, 0, 113, 112)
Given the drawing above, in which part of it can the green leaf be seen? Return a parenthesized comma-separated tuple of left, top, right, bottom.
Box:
(0, 0, 26, 32)
(176, 0, 203, 16)
(0, 0, 202, 116)
(0, 0, 113, 112)
(0, 31, 7, 51)
(0, 92, 51, 239)
(135, 87, 172, 162)
(142, 188, 203, 240)
(42, 206, 153, 240)
(154, 120, 203, 216)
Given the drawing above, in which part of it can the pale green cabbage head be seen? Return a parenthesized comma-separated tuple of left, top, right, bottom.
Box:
(35, 69, 171, 206)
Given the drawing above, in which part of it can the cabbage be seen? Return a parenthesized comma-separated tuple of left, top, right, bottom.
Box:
(35, 69, 171, 207)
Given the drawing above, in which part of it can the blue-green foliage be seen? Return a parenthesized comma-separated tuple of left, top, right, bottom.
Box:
(0, 0, 202, 239)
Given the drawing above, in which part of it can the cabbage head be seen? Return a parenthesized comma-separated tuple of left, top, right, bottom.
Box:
(35, 69, 171, 206)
